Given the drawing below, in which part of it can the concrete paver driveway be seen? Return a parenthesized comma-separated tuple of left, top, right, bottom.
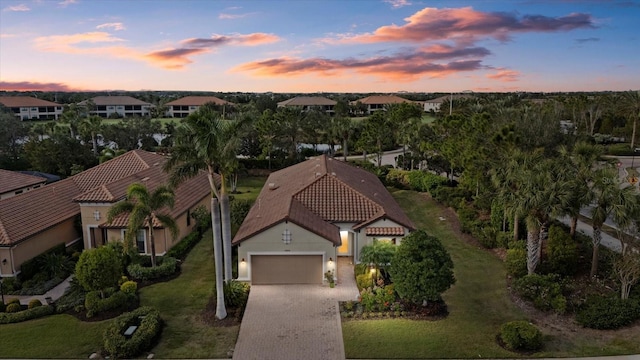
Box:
(233, 259, 359, 360)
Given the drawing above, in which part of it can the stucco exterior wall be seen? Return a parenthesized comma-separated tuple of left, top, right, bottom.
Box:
(237, 221, 337, 281)
(355, 218, 411, 263)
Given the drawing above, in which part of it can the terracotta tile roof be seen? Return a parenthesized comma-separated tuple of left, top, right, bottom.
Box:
(0, 169, 46, 194)
(233, 155, 415, 245)
(165, 96, 234, 106)
(0, 96, 61, 107)
(79, 96, 151, 106)
(277, 96, 336, 107)
(351, 95, 413, 105)
(365, 227, 405, 236)
(0, 150, 181, 246)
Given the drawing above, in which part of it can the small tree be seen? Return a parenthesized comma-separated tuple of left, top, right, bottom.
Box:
(389, 230, 455, 304)
(614, 252, 640, 300)
(75, 245, 122, 297)
(359, 239, 396, 282)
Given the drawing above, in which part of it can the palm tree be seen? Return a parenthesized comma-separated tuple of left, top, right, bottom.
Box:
(60, 103, 88, 139)
(619, 91, 640, 150)
(107, 183, 178, 268)
(164, 107, 245, 320)
(79, 115, 103, 155)
(589, 168, 640, 278)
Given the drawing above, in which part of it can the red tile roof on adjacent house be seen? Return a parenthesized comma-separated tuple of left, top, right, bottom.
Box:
(79, 96, 151, 106)
(351, 95, 413, 105)
(0, 169, 46, 195)
(165, 96, 234, 106)
(365, 227, 405, 236)
(0, 96, 62, 107)
(277, 96, 337, 107)
(232, 155, 415, 245)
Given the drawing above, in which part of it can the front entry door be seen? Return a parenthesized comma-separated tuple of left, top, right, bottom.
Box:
(337, 231, 350, 255)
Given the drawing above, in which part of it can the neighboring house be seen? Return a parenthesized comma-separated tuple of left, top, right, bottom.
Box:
(79, 96, 152, 118)
(0, 169, 47, 200)
(423, 94, 473, 113)
(0, 150, 212, 278)
(233, 155, 415, 285)
(277, 96, 337, 115)
(165, 96, 235, 118)
(0, 96, 63, 120)
(350, 95, 418, 115)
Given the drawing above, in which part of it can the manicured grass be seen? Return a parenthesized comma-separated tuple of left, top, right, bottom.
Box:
(231, 176, 267, 202)
(0, 314, 108, 358)
(343, 189, 640, 358)
(140, 230, 240, 358)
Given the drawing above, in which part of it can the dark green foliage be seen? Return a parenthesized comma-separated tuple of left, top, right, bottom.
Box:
(505, 248, 528, 278)
(222, 280, 250, 308)
(5, 303, 21, 313)
(496, 231, 512, 249)
(546, 225, 578, 276)
(0, 301, 4, 313)
(103, 306, 163, 359)
(406, 171, 448, 193)
(120, 281, 138, 295)
(359, 284, 396, 312)
(1, 277, 18, 292)
(0, 305, 55, 324)
(473, 224, 497, 249)
(166, 231, 202, 260)
(75, 245, 122, 293)
(190, 205, 211, 234)
(54, 278, 86, 313)
(28, 299, 42, 309)
(576, 296, 640, 329)
(85, 290, 133, 318)
(456, 204, 478, 234)
(390, 230, 455, 304)
(127, 257, 178, 281)
(354, 263, 369, 276)
(19, 243, 66, 282)
(385, 169, 410, 188)
(499, 321, 543, 351)
(514, 274, 567, 314)
(230, 199, 254, 227)
(430, 185, 470, 210)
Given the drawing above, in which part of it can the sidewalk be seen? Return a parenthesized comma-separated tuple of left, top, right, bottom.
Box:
(5, 275, 72, 306)
(558, 216, 622, 253)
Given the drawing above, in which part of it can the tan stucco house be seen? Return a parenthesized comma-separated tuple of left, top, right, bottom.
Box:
(0, 96, 63, 120)
(165, 96, 235, 118)
(233, 155, 415, 285)
(0, 150, 211, 278)
(277, 96, 337, 115)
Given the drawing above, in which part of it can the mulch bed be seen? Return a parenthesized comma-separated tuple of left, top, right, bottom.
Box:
(200, 296, 246, 327)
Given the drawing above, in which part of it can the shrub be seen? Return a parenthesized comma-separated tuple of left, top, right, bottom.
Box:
(385, 169, 410, 188)
(166, 231, 202, 260)
(576, 296, 640, 329)
(456, 205, 478, 234)
(28, 299, 42, 309)
(514, 274, 566, 314)
(7, 298, 21, 305)
(190, 205, 211, 234)
(474, 223, 497, 249)
(231, 199, 254, 228)
(127, 257, 178, 281)
(505, 248, 528, 278)
(499, 321, 543, 351)
(222, 280, 250, 308)
(103, 306, 163, 359)
(19, 243, 66, 282)
(546, 225, 578, 277)
(407, 171, 447, 193)
(0, 305, 55, 324)
(356, 274, 373, 291)
(55, 280, 86, 313)
(6, 303, 21, 313)
(354, 263, 369, 276)
(1, 277, 19, 292)
(120, 281, 138, 295)
(75, 245, 122, 293)
(431, 185, 470, 209)
(85, 290, 133, 318)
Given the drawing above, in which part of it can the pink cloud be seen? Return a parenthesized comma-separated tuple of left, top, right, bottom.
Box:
(3, 4, 30, 11)
(0, 81, 83, 91)
(486, 69, 521, 82)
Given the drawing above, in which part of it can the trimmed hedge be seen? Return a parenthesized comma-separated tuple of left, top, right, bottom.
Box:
(0, 305, 55, 324)
(127, 257, 178, 281)
(120, 281, 138, 295)
(6, 303, 21, 313)
(103, 306, 163, 359)
(166, 232, 202, 260)
(85, 290, 133, 318)
(28, 299, 42, 309)
(576, 296, 640, 329)
(514, 274, 566, 314)
(505, 248, 528, 278)
(499, 321, 542, 351)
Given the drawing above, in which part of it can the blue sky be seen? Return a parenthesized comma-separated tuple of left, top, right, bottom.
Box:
(1, 0, 639, 93)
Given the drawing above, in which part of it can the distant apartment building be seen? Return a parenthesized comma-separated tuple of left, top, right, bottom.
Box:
(350, 95, 417, 115)
(79, 96, 152, 118)
(0, 96, 63, 120)
(277, 96, 337, 115)
(164, 96, 235, 118)
(423, 94, 473, 112)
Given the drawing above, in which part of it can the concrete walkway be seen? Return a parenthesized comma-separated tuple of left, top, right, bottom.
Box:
(233, 257, 359, 360)
(5, 275, 72, 306)
(558, 216, 624, 253)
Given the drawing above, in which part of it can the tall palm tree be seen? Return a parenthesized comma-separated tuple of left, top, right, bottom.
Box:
(80, 115, 103, 155)
(619, 91, 640, 150)
(60, 103, 88, 139)
(589, 168, 640, 277)
(107, 183, 178, 268)
(164, 107, 245, 320)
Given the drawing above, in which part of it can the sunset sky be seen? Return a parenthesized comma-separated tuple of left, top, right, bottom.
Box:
(1, 0, 639, 93)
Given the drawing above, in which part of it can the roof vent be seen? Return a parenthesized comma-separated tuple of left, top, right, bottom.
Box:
(331, 172, 336, 176)
(268, 183, 278, 190)
(315, 172, 322, 177)
(141, 177, 150, 182)
(153, 162, 160, 166)
(361, 179, 365, 183)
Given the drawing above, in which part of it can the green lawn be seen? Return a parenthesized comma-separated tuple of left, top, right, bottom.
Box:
(343, 189, 640, 358)
(231, 176, 267, 202)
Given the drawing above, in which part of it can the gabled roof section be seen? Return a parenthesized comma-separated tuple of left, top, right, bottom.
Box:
(277, 96, 336, 107)
(165, 96, 234, 106)
(351, 95, 413, 105)
(0, 169, 46, 194)
(0, 96, 61, 107)
(233, 155, 415, 245)
(79, 96, 151, 106)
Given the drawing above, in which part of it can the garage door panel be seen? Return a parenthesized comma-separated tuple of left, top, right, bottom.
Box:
(252, 255, 322, 284)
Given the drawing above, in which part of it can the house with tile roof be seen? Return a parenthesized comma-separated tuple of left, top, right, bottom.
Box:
(350, 95, 418, 115)
(0, 150, 212, 278)
(277, 96, 337, 115)
(165, 96, 235, 118)
(0, 96, 63, 120)
(423, 94, 474, 112)
(0, 169, 47, 200)
(233, 155, 415, 284)
(79, 96, 152, 118)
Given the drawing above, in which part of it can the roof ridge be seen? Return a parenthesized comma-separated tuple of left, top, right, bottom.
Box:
(0, 215, 11, 245)
(102, 184, 115, 201)
(331, 174, 384, 213)
(130, 149, 152, 168)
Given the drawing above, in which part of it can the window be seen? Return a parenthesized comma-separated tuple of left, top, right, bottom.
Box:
(186, 209, 191, 226)
(136, 229, 146, 253)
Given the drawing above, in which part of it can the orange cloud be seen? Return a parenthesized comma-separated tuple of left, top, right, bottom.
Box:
(143, 48, 211, 70)
(340, 7, 595, 44)
(486, 69, 520, 82)
(0, 81, 84, 91)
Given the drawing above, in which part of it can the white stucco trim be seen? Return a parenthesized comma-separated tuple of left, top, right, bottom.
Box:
(237, 251, 330, 282)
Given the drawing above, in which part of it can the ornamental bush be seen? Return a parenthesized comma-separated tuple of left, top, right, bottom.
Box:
(120, 281, 138, 296)
(0, 305, 55, 324)
(127, 257, 178, 281)
(28, 299, 42, 309)
(505, 248, 528, 278)
(514, 274, 566, 314)
(103, 306, 163, 359)
(356, 274, 373, 291)
(5, 303, 21, 313)
(222, 280, 250, 308)
(85, 290, 133, 318)
(576, 296, 640, 329)
(499, 321, 543, 351)
(75, 245, 122, 293)
(546, 225, 578, 277)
